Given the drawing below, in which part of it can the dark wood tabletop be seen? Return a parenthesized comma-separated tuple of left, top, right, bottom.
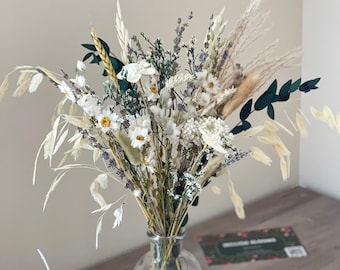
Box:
(85, 186, 340, 270)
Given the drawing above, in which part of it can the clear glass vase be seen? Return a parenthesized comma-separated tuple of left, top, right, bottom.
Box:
(134, 228, 202, 270)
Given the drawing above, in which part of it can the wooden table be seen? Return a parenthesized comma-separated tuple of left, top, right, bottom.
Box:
(86, 187, 340, 270)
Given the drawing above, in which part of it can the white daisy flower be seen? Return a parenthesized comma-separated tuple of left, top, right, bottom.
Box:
(96, 107, 121, 133)
(117, 60, 156, 83)
(144, 83, 159, 101)
(202, 73, 220, 93)
(57, 81, 76, 103)
(128, 126, 149, 149)
(142, 151, 156, 173)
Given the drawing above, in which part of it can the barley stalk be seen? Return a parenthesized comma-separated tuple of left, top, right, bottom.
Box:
(90, 27, 120, 91)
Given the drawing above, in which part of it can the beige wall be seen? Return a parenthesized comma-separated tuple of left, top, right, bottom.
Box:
(0, 0, 301, 269)
(300, 0, 340, 199)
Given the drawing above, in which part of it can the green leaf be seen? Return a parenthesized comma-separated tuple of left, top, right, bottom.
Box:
(254, 79, 277, 111)
(267, 103, 275, 119)
(230, 125, 244, 135)
(299, 77, 321, 92)
(110, 56, 124, 72)
(192, 196, 199, 206)
(242, 120, 251, 130)
(81, 43, 96, 51)
(279, 80, 291, 99)
(181, 214, 189, 227)
(90, 54, 101, 64)
(82, 52, 94, 62)
(289, 78, 301, 93)
(240, 99, 253, 121)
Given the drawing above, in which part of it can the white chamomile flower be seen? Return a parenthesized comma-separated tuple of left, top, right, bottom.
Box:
(57, 81, 76, 103)
(76, 60, 86, 72)
(117, 60, 156, 83)
(128, 126, 149, 149)
(142, 151, 156, 173)
(202, 73, 220, 93)
(96, 107, 121, 133)
(112, 205, 123, 229)
(144, 83, 159, 101)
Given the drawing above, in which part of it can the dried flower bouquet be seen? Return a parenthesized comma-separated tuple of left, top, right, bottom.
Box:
(0, 0, 320, 253)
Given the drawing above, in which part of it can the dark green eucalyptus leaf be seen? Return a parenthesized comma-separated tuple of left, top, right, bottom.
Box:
(90, 54, 101, 64)
(118, 79, 130, 91)
(279, 79, 291, 99)
(181, 214, 189, 227)
(240, 99, 253, 121)
(289, 78, 301, 93)
(102, 70, 108, 77)
(203, 180, 211, 187)
(110, 56, 124, 73)
(254, 79, 277, 111)
(192, 196, 199, 206)
(242, 120, 251, 130)
(231, 125, 244, 135)
(81, 43, 96, 51)
(267, 103, 275, 119)
(82, 52, 94, 62)
(299, 77, 321, 92)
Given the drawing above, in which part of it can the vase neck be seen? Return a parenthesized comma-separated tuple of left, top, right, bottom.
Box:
(147, 230, 185, 269)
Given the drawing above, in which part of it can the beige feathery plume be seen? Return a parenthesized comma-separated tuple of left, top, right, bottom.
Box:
(242, 125, 264, 137)
(295, 112, 307, 136)
(90, 27, 119, 90)
(250, 146, 272, 166)
(0, 74, 9, 101)
(323, 105, 336, 128)
(221, 73, 260, 118)
(227, 176, 245, 219)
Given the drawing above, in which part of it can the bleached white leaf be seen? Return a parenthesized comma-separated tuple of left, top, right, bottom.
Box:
(43, 131, 54, 160)
(95, 214, 104, 250)
(43, 171, 67, 211)
(28, 72, 43, 93)
(90, 174, 108, 208)
(52, 129, 68, 155)
(12, 77, 31, 96)
(37, 249, 50, 270)
(112, 205, 123, 229)
(63, 115, 88, 128)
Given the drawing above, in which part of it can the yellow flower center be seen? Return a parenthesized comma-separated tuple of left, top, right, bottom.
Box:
(136, 135, 145, 141)
(100, 116, 111, 127)
(150, 86, 158, 94)
(208, 81, 215, 89)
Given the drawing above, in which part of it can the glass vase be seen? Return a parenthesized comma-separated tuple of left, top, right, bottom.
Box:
(134, 228, 202, 270)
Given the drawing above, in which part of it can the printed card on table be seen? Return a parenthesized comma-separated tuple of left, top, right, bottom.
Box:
(198, 226, 307, 266)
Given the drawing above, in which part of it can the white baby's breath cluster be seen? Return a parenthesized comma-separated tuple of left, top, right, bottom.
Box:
(0, 0, 320, 253)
